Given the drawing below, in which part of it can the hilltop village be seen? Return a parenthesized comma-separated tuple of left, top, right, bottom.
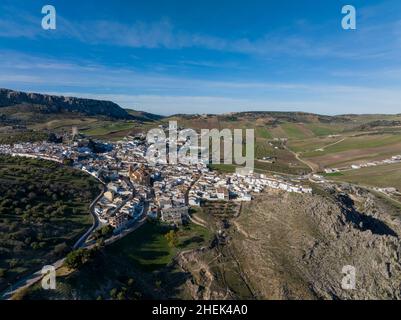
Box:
(0, 127, 312, 234)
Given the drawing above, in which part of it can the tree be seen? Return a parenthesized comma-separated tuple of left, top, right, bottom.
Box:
(63, 158, 73, 166)
(28, 192, 36, 200)
(8, 259, 20, 268)
(30, 242, 40, 250)
(127, 278, 135, 287)
(109, 288, 118, 299)
(164, 230, 178, 248)
(64, 248, 92, 269)
(96, 238, 105, 247)
(53, 242, 68, 255)
(116, 292, 126, 300)
(101, 225, 113, 236)
(155, 280, 162, 290)
(92, 225, 113, 242)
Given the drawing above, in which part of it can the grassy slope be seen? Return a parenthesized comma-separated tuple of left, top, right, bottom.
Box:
(0, 156, 101, 292)
(302, 134, 401, 158)
(329, 162, 401, 192)
(23, 222, 213, 299)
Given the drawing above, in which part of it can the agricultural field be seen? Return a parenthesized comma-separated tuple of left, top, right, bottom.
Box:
(80, 121, 139, 137)
(29, 117, 99, 131)
(298, 133, 401, 170)
(32, 118, 143, 139)
(280, 123, 314, 140)
(209, 163, 238, 173)
(327, 162, 401, 193)
(304, 123, 345, 137)
(288, 136, 345, 154)
(257, 122, 347, 140)
(255, 127, 272, 139)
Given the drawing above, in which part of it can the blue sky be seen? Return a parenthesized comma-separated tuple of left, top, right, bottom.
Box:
(0, 0, 401, 115)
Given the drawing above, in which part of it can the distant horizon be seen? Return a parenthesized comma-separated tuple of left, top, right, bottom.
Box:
(2, 86, 401, 117)
(1, 0, 401, 115)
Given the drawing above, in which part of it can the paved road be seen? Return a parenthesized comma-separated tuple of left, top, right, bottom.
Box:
(73, 185, 106, 249)
(1, 258, 65, 300)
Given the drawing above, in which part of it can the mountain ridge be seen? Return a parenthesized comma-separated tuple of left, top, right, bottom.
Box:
(0, 88, 133, 120)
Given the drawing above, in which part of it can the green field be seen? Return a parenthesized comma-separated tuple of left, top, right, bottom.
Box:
(24, 116, 147, 141)
(288, 136, 344, 153)
(304, 123, 345, 137)
(302, 134, 401, 158)
(255, 127, 272, 139)
(29, 117, 99, 131)
(280, 123, 311, 139)
(108, 223, 175, 272)
(111, 222, 212, 271)
(209, 163, 239, 173)
(289, 132, 401, 170)
(21, 222, 213, 299)
(81, 121, 138, 136)
(329, 163, 401, 191)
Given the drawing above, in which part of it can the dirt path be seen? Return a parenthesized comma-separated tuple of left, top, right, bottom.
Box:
(188, 213, 208, 228)
(285, 137, 348, 173)
(285, 146, 319, 173)
(315, 138, 346, 151)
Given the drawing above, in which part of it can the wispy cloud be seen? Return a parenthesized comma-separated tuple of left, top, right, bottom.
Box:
(1, 2, 401, 115)
(1, 3, 400, 61)
(1, 52, 399, 115)
(44, 91, 401, 116)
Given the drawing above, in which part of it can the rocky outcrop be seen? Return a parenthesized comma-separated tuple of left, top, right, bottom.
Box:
(0, 88, 133, 119)
(178, 185, 401, 300)
(231, 187, 401, 299)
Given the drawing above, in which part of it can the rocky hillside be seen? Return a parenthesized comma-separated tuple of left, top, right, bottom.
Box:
(219, 111, 351, 124)
(168, 111, 352, 125)
(125, 108, 165, 122)
(180, 185, 401, 299)
(0, 88, 133, 120)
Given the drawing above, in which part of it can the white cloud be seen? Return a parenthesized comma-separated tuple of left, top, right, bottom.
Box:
(1, 51, 401, 116)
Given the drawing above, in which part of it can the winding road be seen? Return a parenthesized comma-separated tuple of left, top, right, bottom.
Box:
(73, 184, 106, 249)
(0, 184, 106, 300)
